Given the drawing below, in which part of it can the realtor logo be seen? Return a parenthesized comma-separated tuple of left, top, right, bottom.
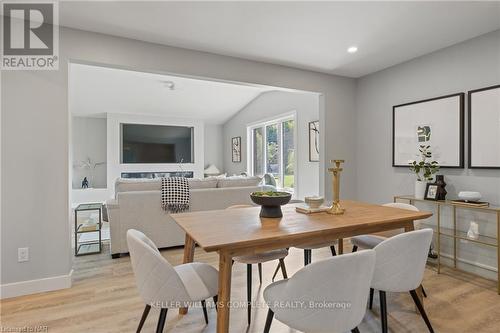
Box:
(1, 1, 59, 70)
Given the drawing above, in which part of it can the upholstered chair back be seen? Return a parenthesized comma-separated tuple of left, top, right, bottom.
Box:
(372, 228, 433, 293)
(127, 229, 190, 306)
(382, 202, 419, 211)
(264, 250, 376, 332)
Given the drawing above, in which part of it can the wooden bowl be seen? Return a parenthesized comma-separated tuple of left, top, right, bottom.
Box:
(250, 191, 292, 218)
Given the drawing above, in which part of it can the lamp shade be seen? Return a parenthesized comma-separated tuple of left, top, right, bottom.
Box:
(204, 164, 220, 175)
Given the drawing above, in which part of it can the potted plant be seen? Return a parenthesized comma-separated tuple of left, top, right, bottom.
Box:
(409, 145, 439, 199)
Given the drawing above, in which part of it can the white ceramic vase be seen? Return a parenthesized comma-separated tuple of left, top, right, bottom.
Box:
(414, 180, 427, 199)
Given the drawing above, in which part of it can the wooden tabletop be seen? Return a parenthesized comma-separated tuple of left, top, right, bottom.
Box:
(171, 200, 433, 252)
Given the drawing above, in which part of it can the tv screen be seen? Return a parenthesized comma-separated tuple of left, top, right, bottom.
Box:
(121, 124, 194, 163)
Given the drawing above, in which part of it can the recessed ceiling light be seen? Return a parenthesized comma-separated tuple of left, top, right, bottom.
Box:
(161, 80, 175, 90)
(347, 46, 358, 54)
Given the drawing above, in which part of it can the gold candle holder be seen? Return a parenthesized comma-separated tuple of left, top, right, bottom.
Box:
(327, 159, 345, 215)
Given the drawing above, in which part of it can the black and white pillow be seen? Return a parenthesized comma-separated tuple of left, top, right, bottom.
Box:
(161, 177, 190, 213)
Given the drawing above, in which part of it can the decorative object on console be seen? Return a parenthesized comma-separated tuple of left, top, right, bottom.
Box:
(308, 121, 319, 162)
(458, 191, 482, 202)
(75, 157, 106, 188)
(393, 93, 464, 168)
(466, 221, 480, 240)
(468, 85, 500, 169)
(81, 177, 89, 189)
(434, 175, 447, 200)
(450, 199, 489, 208)
(204, 164, 221, 177)
(424, 183, 439, 200)
(409, 145, 439, 199)
(250, 191, 292, 218)
(232, 136, 241, 162)
(327, 159, 345, 215)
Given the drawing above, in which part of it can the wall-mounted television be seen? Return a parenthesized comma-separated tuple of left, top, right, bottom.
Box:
(121, 123, 194, 163)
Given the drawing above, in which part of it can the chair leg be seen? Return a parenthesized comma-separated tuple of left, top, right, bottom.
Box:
(247, 264, 252, 325)
(201, 300, 208, 324)
(369, 288, 374, 310)
(330, 245, 337, 256)
(156, 308, 168, 333)
(352, 245, 358, 252)
(271, 262, 280, 282)
(263, 309, 274, 333)
(351, 327, 360, 333)
(258, 263, 263, 284)
(379, 291, 388, 333)
(304, 249, 312, 266)
(410, 290, 435, 333)
(279, 258, 288, 279)
(213, 295, 218, 312)
(421, 285, 428, 298)
(136, 304, 151, 333)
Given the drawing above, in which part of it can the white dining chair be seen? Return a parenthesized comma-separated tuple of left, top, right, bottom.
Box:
(127, 229, 219, 333)
(351, 202, 420, 252)
(263, 250, 376, 333)
(226, 205, 289, 325)
(371, 229, 434, 333)
(350, 202, 428, 301)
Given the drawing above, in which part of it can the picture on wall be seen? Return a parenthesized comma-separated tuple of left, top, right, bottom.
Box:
(468, 85, 500, 169)
(309, 121, 320, 162)
(393, 93, 464, 168)
(232, 136, 241, 163)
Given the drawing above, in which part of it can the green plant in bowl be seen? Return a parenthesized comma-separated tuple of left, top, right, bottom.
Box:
(250, 191, 292, 218)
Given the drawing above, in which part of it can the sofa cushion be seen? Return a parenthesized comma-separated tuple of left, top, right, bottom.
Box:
(217, 176, 262, 188)
(115, 177, 219, 193)
(188, 178, 217, 189)
(115, 178, 161, 193)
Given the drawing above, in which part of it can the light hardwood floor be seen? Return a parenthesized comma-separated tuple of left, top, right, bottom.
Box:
(1, 241, 499, 333)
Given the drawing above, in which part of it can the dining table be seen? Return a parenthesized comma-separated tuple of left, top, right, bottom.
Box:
(171, 200, 433, 333)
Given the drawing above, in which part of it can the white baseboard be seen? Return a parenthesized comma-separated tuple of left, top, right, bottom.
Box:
(0, 269, 73, 299)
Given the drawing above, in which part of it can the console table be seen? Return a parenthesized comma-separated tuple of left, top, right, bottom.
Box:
(394, 195, 499, 294)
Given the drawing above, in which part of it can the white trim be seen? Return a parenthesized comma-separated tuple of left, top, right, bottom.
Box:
(0, 269, 73, 299)
(246, 111, 296, 128)
(246, 111, 298, 195)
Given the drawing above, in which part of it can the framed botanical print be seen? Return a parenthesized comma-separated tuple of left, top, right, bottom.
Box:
(393, 93, 464, 168)
(468, 85, 500, 169)
(232, 136, 241, 163)
(309, 121, 319, 162)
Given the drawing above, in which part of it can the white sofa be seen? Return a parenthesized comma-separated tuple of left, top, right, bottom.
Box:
(106, 177, 269, 258)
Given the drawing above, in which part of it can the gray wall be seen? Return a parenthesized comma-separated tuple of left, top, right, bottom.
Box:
(223, 90, 320, 199)
(1, 27, 356, 286)
(356, 30, 500, 204)
(204, 123, 224, 171)
(355, 30, 500, 278)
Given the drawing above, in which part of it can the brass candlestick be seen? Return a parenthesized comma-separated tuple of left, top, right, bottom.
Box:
(327, 159, 345, 215)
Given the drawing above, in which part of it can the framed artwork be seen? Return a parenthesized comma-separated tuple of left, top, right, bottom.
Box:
(424, 183, 439, 201)
(468, 85, 500, 169)
(393, 93, 464, 168)
(309, 121, 319, 162)
(232, 136, 241, 163)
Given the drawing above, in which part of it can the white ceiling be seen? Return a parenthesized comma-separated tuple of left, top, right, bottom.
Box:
(69, 63, 274, 123)
(60, 1, 500, 77)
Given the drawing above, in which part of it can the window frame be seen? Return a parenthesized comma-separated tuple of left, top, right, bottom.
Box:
(246, 111, 297, 194)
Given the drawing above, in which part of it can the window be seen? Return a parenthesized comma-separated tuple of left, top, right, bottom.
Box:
(248, 114, 296, 192)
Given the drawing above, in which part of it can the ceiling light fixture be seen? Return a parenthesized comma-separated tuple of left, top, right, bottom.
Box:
(161, 80, 175, 90)
(347, 46, 358, 54)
